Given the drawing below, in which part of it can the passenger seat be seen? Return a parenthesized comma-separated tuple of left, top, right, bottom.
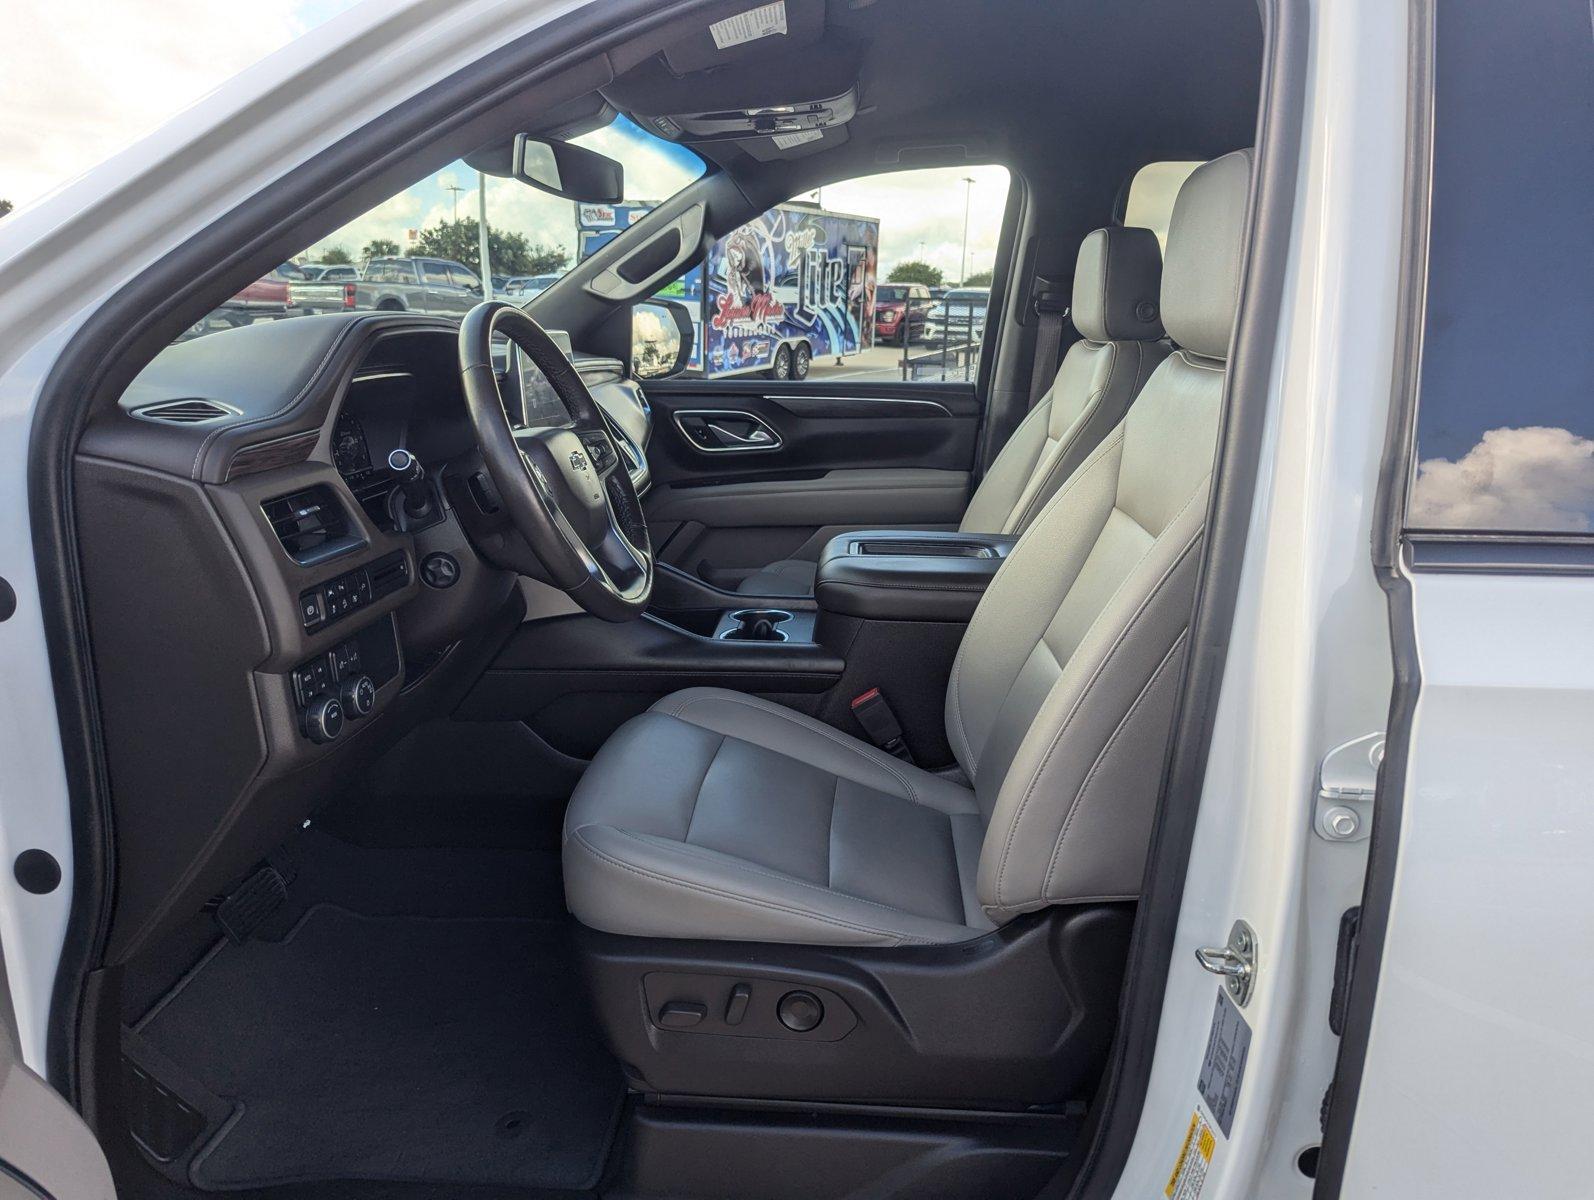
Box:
(738, 226, 1170, 597)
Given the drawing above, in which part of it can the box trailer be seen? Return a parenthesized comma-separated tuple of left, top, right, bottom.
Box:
(577, 200, 879, 380)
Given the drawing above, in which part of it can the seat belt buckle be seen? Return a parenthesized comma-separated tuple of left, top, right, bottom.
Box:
(850, 688, 913, 762)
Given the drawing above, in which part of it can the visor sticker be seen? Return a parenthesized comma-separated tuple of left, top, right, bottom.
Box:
(1165, 1109, 1217, 1199)
(1198, 989, 1252, 1138)
(772, 129, 823, 150)
(709, 3, 788, 49)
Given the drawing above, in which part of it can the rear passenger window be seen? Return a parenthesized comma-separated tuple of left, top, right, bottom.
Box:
(1125, 161, 1203, 250)
(1406, 0, 1593, 536)
(635, 165, 1010, 383)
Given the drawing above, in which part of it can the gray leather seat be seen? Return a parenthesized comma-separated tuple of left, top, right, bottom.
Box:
(735, 225, 1171, 598)
(565, 150, 1251, 945)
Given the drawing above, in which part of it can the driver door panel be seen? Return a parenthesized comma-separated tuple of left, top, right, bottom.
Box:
(641, 378, 977, 588)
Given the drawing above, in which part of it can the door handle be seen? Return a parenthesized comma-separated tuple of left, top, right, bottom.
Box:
(673, 410, 783, 453)
(706, 421, 774, 446)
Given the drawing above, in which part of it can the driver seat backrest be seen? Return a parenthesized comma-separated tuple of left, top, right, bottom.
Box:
(952, 148, 1252, 923)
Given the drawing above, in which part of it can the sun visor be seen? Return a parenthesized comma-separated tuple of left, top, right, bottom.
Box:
(660, 0, 828, 75)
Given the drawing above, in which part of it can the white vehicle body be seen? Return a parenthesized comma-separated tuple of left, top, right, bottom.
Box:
(0, 1, 1587, 1197)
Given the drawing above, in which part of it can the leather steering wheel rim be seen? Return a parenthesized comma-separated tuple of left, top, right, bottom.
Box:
(458, 301, 652, 621)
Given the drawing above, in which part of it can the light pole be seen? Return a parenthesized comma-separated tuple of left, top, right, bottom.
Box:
(477, 170, 493, 299)
(959, 176, 975, 285)
(443, 181, 466, 223)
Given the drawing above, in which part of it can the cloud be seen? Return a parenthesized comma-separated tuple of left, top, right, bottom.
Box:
(1408, 426, 1594, 532)
(814, 165, 1010, 281)
(1, 0, 362, 210)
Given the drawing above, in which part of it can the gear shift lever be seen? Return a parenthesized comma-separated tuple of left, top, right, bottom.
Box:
(387, 448, 433, 524)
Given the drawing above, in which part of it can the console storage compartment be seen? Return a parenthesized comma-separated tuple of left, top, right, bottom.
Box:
(815, 530, 1016, 623)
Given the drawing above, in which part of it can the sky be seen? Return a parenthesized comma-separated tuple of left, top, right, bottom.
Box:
(2, 0, 1009, 283)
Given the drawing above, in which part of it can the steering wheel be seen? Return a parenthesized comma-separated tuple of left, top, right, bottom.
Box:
(458, 301, 652, 622)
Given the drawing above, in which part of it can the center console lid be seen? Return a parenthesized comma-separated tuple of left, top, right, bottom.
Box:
(816, 530, 1017, 622)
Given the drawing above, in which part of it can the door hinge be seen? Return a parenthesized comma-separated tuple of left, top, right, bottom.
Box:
(1314, 732, 1384, 843)
(1195, 919, 1258, 1007)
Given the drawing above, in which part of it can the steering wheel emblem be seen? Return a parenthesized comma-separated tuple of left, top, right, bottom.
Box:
(569, 449, 589, 473)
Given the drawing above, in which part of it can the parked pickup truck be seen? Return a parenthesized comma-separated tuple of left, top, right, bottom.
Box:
(291, 255, 484, 316)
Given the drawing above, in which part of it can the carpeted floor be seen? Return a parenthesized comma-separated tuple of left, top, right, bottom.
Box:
(133, 833, 620, 1193)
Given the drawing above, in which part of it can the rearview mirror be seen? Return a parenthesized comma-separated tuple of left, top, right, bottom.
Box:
(512, 135, 624, 203)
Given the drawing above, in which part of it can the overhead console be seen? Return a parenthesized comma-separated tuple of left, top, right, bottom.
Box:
(605, 0, 864, 151)
(640, 86, 859, 143)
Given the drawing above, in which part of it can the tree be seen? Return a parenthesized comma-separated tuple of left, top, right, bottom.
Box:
(319, 245, 353, 265)
(961, 268, 994, 288)
(0, 199, 12, 218)
(411, 218, 569, 277)
(887, 259, 943, 287)
(361, 237, 401, 259)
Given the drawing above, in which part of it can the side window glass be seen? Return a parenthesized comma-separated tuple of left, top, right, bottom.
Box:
(449, 266, 481, 291)
(420, 262, 450, 285)
(611, 165, 1010, 384)
(1406, 0, 1592, 536)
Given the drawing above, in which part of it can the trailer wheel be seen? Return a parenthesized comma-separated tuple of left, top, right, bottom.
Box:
(791, 341, 812, 380)
(767, 344, 793, 381)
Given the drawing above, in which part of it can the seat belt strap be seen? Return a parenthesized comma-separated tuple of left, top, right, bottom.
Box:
(1029, 275, 1070, 407)
(849, 688, 914, 762)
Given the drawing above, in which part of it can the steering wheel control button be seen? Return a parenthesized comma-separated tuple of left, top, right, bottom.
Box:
(303, 695, 345, 744)
(340, 675, 377, 719)
(421, 552, 460, 589)
(656, 1001, 707, 1030)
(724, 982, 752, 1027)
(776, 990, 824, 1033)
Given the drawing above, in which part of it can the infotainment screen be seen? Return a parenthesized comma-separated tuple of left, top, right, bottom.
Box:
(514, 331, 576, 429)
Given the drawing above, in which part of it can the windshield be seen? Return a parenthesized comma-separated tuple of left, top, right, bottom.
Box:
(177, 115, 703, 343)
(876, 285, 909, 302)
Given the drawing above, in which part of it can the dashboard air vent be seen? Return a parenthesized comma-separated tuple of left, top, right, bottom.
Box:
(261, 485, 361, 565)
(133, 398, 237, 424)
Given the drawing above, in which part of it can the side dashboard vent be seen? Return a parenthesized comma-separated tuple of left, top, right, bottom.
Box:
(367, 550, 411, 599)
(261, 485, 362, 565)
(347, 472, 399, 534)
(133, 398, 238, 424)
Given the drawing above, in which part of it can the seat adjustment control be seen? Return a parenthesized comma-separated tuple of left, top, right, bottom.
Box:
(657, 1001, 707, 1029)
(724, 982, 751, 1026)
(776, 990, 824, 1033)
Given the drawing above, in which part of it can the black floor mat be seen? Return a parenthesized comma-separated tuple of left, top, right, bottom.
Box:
(136, 905, 620, 1192)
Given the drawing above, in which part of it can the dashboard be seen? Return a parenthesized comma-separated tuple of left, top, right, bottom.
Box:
(78, 310, 653, 963)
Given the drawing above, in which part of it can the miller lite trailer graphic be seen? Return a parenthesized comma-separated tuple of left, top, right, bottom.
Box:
(577, 200, 879, 379)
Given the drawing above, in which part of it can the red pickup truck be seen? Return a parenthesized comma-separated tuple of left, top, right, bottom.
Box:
(182, 263, 305, 339)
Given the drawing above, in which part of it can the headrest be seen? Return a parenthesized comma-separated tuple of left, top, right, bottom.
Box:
(1161, 148, 1253, 360)
(1071, 226, 1164, 343)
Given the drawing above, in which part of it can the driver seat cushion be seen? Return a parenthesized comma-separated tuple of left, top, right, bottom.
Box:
(563, 688, 994, 946)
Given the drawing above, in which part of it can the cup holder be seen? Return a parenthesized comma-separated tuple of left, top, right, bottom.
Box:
(720, 608, 793, 642)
